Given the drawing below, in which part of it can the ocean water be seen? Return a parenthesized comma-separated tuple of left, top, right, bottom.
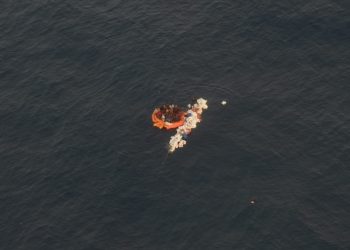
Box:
(1, 1, 350, 249)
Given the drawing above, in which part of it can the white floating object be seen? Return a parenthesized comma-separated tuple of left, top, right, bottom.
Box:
(221, 100, 227, 105)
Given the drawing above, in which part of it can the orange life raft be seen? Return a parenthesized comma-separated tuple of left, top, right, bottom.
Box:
(152, 109, 186, 130)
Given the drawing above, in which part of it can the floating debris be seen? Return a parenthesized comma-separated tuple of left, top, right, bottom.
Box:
(168, 98, 208, 153)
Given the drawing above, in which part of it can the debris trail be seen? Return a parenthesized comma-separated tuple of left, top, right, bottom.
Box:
(168, 98, 208, 153)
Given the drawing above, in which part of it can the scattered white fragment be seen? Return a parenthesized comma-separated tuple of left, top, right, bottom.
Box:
(221, 100, 227, 105)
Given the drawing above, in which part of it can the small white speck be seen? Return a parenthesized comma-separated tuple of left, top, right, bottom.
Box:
(221, 100, 227, 105)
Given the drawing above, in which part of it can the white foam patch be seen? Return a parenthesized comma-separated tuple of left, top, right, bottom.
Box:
(168, 98, 208, 153)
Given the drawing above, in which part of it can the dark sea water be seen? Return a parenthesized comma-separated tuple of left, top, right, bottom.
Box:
(1, 1, 350, 249)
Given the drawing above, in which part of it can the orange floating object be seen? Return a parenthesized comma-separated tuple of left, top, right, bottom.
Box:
(152, 109, 186, 130)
